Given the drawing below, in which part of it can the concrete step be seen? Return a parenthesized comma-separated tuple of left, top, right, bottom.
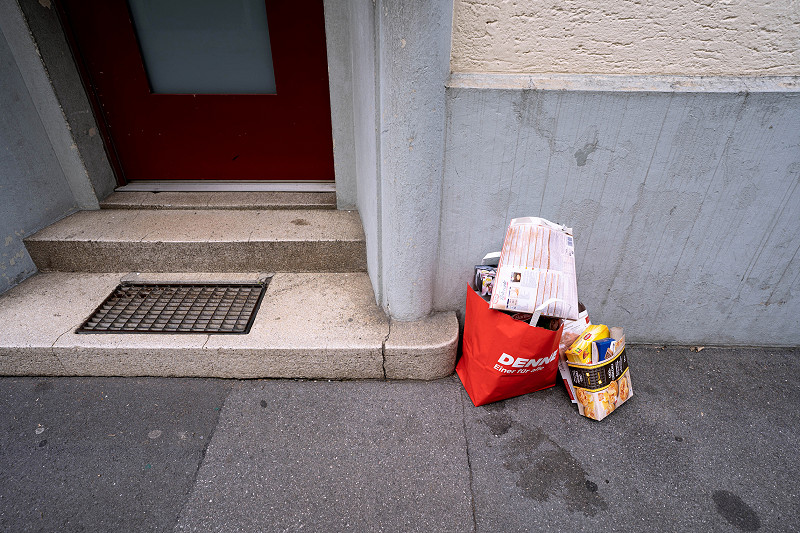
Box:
(0, 272, 458, 379)
(100, 191, 337, 210)
(24, 209, 366, 272)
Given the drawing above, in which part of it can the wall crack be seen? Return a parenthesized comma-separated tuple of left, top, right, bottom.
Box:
(381, 320, 391, 380)
(49, 324, 74, 373)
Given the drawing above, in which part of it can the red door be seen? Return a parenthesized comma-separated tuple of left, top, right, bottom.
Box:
(57, 0, 334, 182)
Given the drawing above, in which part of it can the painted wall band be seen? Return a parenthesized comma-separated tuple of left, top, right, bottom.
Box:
(448, 73, 800, 94)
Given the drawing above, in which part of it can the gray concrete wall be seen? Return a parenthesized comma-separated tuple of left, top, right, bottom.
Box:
(349, 0, 383, 305)
(323, 0, 357, 210)
(16, 0, 116, 201)
(0, 26, 78, 293)
(334, 0, 453, 319)
(377, 0, 451, 320)
(0, 0, 104, 210)
(435, 74, 800, 346)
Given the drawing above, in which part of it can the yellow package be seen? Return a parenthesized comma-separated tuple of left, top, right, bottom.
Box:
(565, 324, 609, 364)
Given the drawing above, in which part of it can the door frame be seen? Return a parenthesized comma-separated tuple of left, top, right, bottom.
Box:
(54, 0, 126, 187)
(39, 0, 357, 202)
(54, 0, 335, 186)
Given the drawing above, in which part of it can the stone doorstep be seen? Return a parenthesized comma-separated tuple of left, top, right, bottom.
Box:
(26, 208, 364, 243)
(23, 208, 367, 273)
(0, 272, 458, 380)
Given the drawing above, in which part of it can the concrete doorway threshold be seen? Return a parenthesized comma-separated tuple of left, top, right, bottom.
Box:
(0, 191, 459, 379)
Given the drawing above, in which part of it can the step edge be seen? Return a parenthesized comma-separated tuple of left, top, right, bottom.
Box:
(0, 347, 385, 380)
(384, 312, 460, 380)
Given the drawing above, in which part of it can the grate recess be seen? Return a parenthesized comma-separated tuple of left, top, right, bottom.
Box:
(77, 281, 268, 334)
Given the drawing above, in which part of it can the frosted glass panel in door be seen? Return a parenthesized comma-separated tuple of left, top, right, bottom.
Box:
(127, 0, 276, 94)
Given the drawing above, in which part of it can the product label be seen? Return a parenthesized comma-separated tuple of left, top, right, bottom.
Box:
(494, 350, 557, 375)
(567, 349, 629, 391)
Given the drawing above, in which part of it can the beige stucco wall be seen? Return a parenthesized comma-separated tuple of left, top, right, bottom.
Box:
(451, 0, 800, 76)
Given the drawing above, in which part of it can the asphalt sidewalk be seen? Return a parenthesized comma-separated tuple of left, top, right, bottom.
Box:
(1, 346, 798, 532)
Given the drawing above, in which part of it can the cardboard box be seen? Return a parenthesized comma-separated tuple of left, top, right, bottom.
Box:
(566, 334, 633, 421)
(489, 217, 579, 320)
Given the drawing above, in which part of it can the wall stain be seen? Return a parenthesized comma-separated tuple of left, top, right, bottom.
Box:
(574, 140, 598, 167)
(481, 413, 608, 516)
(712, 490, 761, 531)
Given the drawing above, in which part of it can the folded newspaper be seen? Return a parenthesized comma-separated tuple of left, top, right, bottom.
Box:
(489, 217, 579, 320)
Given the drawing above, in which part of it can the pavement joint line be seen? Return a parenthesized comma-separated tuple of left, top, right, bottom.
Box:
(459, 386, 479, 533)
(171, 385, 232, 531)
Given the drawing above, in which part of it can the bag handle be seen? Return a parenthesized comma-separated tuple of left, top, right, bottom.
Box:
(530, 298, 565, 325)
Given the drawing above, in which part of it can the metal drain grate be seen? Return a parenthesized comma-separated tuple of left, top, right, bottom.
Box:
(77, 281, 268, 334)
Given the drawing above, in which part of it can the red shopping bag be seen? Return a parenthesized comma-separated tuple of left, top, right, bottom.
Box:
(457, 286, 562, 406)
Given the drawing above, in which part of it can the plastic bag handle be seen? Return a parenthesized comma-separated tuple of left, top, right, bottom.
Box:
(530, 298, 565, 325)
